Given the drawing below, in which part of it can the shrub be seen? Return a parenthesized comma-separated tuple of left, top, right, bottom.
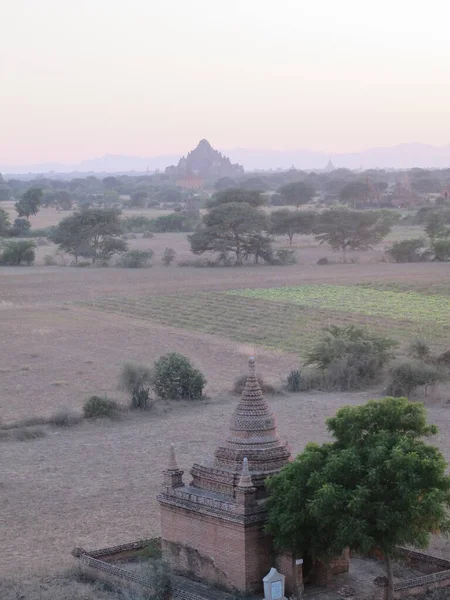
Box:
(271, 248, 296, 265)
(232, 374, 277, 396)
(153, 353, 206, 400)
(177, 258, 211, 268)
(386, 238, 428, 263)
(317, 257, 329, 265)
(162, 247, 177, 266)
(14, 427, 46, 441)
(9, 217, 31, 237)
(305, 325, 397, 391)
(119, 363, 153, 410)
(0, 240, 36, 265)
(117, 249, 154, 268)
(142, 230, 154, 238)
(433, 238, 450, 261)
(408, 338, 431, 362)
(386, 361, 445, 397)
(49, 410, 82, 427)
(83, 396, 119, 418)
(286, 369, 302, 392)
(43, 254, 58, 266)
(25, 226, 54, 238)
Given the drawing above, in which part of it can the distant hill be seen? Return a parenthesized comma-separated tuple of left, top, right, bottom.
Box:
(2, 143, 450, 176)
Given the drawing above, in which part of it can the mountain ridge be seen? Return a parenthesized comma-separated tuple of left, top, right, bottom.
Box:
(2, 142, 450, 175)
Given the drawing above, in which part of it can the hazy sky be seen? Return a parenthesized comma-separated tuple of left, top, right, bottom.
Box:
(2, 0, 450, 164)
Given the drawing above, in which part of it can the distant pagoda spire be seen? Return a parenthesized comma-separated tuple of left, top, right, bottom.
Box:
(237, 457, 254, 488)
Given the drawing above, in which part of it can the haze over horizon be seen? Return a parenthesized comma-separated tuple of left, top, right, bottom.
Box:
(2, 0, 450, 167)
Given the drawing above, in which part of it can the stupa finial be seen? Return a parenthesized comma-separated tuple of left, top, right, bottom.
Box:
(238, 457, 254, 488)
(167, 443, 179, 471)
(248, 356, 256, 377)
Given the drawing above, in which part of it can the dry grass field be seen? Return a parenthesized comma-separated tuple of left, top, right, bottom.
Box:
(2, 208, 450, 583)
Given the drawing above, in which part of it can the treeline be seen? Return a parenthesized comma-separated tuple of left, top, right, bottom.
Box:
(2, 165, 450, 210)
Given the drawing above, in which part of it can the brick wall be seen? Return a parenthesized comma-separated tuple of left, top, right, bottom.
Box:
(160, 504, 271, 593)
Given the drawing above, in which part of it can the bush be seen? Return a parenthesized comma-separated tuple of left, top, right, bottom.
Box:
(119, 363, 153, 410)
(162, 247, 177, 266)
(117, 249, 154, 268)
(305, 325, 397, 391)
(408, 338, 431, 362)
(317, 257, 329, 265)
(43, 254, 58, 266)
(386, 361, 445, 397)
(153, 353, 206, 400)
(83, 396, 119, 418)
(286, 369, 302, 392)
(142, 230, 154, 238)
(433, 238, 450, 261)
(386, 238, 429, 263)
(0, 240, 36, 265)
(9, 217, 31, 237)
(177, 258, 211, 268)
(49, 409, 82, 427)
(271, 248, 296, 265)
(24, 226, 54, 238)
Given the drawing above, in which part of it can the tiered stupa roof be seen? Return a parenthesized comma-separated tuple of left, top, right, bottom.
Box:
(159, 357, 291, 519)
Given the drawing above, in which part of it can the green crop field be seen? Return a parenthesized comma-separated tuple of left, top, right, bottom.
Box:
(85, 283, 450, 357)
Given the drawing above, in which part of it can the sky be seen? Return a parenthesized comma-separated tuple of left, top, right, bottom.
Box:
(1, 0, 450, 165)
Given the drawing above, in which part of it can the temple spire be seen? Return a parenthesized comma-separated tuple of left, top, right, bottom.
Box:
(248, 356, 256, 377)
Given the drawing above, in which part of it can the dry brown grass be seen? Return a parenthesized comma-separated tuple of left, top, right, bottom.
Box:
(3, 212, 450, 580)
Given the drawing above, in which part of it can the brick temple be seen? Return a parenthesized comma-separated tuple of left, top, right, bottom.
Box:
(158, 357, 294, 594)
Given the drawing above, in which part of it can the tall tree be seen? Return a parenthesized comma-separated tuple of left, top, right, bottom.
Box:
(189, 202, 269, 265)
(278, 182, 315, 209)
(339, 181, 370, 208)
(270, 209, 316, 244)
(0, 207, 11, 236)
(314, 208, 391, 259)
(15, 188, 43, 218)
(50, 207, 126, 263)
(267, 397, 450, 600)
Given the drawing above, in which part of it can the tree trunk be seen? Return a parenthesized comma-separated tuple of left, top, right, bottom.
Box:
(289, 233, 294, 245)
(385, 553, 394, 600)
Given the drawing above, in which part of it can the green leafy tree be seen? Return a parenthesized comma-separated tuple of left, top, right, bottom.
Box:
(339, 181, 370, 207)
(424, 209, 450, 240)
(432, 238, 450, 261)
(189, 202, 270, 265)
(0, 174, 12, 201)
(0, 207, 11, 236)
(162, 247, 177, 266)
(314, 208, 391, 259)
(270, 209, 315, 244)
(50, 208, 126, 263)
(305, 325, 396, 390)
(15, 188, 43, 218)
(153, 353, 206, 400)
(214, 176, 238, 190)
(0, 240, 35, 265)
(207, 188, 266, 208)
(278, 181, 315, 209)
(386, 238, 428, 263)
(10, 217, 31, 237)
(267, 397, 450, 600)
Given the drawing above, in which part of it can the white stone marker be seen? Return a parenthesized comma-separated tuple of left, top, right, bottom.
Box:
(263, 567, 287, 600)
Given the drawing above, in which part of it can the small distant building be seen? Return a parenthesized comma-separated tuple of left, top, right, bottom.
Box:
(324, 160, 335, 173)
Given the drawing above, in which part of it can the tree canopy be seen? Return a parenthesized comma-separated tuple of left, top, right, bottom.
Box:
(207, 188, 266, 208)
(15, 188, 43, 218)
(270, 209, 316, 244)
(314, 208, 391, 257)
(189, 201, 270, 265)
(339, 181, 370, 207)
(278, 181, 315, 209)
(50, 207, 126, 263)
(266, 397, 450, 600)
